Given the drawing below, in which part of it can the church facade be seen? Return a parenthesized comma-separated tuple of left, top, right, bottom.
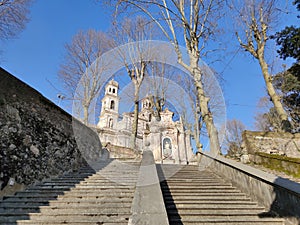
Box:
(97, 79, 193, 164)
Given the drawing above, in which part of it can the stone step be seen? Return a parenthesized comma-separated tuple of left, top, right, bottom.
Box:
(162, 189, 242, 194)
(12, 192, 134, 198)
(72, 184, 134, 189)
(163, 178, 223, 181)
(13, 192, 64, 197)
(81, 179, 138, 183)
(164, 195, 251, 201)
(15, 190, 66, 194)
(166, 203, 262, 209)
(0, 201, 131, 210)
(60, 175, 93, 178)
(167, 208, 267, 215)
(165, 200, 259, 205)
(30, 185, 135, 190)
(161, 186, 236, 190)
(0, 206, 131, 215)
(14, 188, 133, 195)
(168, 217, 284, 224)
(34, 181, 135, 186)
(57, 195, 133, 200)
(51, 176, 138, 180)
(2, 197, 58, 202)
(12, 222, 128, 225)
(160, 182, 232, 187)
(0, 214, 131, 223)
(163, 192, 247, 197)
(1, 197, 133, 204)
(28, 185, 76, 189)
(29, 185, 133, 193)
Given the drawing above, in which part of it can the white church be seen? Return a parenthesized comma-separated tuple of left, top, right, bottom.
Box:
(97, 79, 194, 164)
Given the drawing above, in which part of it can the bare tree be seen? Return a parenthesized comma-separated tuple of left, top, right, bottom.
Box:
(58, 29, 111, 124)
(143, 62, 175, 119)
(254, 96, 282, 131)
(0, 0, 32, 40)
(224, 119, 246, 158)
(172, 72, 202, 150)
(109, 17, 158, 149)
(110, 0, 224, 154)
(231, 0, 292, 132)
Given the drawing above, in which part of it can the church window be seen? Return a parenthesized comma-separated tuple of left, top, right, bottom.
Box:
(110, 100, 115, 110)
(108, 118, 113, 128)
(113, 88, 115, 94)
(109, 87, 111, 93)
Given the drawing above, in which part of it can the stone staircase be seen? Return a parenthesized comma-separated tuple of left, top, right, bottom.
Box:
(157, 164, 286, 225)
(0, 159, 140, 225)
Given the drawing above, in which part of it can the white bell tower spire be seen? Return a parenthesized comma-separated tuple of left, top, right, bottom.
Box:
(97, 79, 119, 128)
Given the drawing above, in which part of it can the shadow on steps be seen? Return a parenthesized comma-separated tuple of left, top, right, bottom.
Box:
(0, 159, 115, 225)
(156, 164, 183, 225)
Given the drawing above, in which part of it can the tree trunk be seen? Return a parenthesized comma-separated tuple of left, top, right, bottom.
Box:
(193, 110, 202, 151)
(258, 56, 291, 132)
(190, 55, 221, 154)
(83, 105, 89, 125)
(130, 88, 140, 150)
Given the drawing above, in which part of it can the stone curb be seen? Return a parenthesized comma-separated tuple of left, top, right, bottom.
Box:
(129, 150, 169, 225)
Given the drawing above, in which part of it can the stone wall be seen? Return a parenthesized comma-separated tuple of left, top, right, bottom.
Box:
(104, 143, 140, 159)
(242, 130, 300, 158)
(0, 68, 101, 196)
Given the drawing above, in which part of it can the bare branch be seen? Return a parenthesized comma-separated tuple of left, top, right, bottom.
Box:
(0, 0, 32, 40)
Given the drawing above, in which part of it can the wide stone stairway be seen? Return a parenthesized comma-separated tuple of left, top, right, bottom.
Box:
(0, 159, 290, 225)
(0, 159, 140, 225)
(157, 164, 285, 225)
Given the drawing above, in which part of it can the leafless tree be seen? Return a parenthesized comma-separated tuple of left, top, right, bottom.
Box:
(110, 0, 224, 154)
(254, 96, 282, 131)
(230, 0, 292, 132)
(109, 17, 159, 149)
(143, 62, 175, 119)
(58, 29, 111, 125)
(171, 72, 202, 150)
(224, 119, 246, 158)
(0, 0, 32, 40)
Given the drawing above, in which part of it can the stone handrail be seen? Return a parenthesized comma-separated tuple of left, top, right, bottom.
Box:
(199, 151, 300, 225)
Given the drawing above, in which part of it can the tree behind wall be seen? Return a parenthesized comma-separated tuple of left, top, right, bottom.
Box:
(224, 119, 245, 159)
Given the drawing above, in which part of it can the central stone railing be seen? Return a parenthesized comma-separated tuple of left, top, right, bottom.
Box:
(130, 150, 169, 225)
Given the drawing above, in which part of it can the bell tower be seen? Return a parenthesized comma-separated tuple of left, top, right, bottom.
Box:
(141, 95, 153, 122)
(97, 79, 119, 129)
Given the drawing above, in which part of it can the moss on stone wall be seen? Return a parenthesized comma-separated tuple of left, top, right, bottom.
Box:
(253, 152, 300, 178)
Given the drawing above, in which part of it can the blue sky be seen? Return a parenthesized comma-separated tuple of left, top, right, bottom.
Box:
(0, 0, 298, 130)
